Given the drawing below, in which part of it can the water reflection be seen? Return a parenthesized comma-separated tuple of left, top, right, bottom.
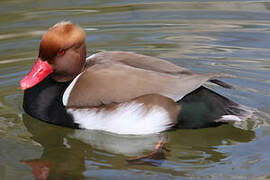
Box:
(21, 113, 255, 179)
(1, 0, 270, 179)
(21, 114, 162, 179)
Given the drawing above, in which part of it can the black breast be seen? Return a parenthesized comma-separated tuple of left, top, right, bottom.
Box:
(23, 75, 79, 128)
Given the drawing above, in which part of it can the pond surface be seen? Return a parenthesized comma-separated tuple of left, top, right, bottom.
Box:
(1, 0, 270, 179)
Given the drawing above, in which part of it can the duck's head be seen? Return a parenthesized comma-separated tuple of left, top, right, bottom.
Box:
(20, 21, 86, 90)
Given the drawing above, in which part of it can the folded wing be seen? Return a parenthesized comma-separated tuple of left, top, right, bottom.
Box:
(65, 51, 232, 107)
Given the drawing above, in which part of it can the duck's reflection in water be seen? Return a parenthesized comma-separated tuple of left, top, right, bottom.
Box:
(21, 113, 255, 179)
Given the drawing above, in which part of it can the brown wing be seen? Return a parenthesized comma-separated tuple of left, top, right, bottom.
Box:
(86, 51, 189, 74)
(87, 51, 234, 88)
(66, 55, 230, 107)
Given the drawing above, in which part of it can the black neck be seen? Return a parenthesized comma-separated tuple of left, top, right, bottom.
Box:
(23, 75, 78, 128)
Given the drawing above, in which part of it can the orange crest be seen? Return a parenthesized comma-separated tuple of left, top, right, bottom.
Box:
(38, 21, 86, 61)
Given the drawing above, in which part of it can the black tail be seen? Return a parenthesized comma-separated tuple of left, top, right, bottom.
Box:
(176, 86, 252, 129)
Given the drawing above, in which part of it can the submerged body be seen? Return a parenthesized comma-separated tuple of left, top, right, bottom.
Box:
(21, 22, 251, 135)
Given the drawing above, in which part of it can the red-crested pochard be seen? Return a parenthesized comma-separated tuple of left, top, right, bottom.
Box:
(20, 21, 251, 135)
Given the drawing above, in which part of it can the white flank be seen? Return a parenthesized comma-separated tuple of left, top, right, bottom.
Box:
(219, 115, 242, 122)
(62, 73, 82, 106)
(67, 103, 172, 135)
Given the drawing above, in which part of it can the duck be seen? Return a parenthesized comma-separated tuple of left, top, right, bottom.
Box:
(20, 21, 251, 135)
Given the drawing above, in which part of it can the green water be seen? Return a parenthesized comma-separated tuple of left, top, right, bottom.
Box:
(0, 0, 270, 179)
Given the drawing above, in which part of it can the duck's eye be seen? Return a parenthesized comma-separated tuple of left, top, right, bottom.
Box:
(57, 49, 65, 56)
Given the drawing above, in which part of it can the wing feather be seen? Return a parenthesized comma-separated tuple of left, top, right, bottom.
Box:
(65, 51, 232, 107)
